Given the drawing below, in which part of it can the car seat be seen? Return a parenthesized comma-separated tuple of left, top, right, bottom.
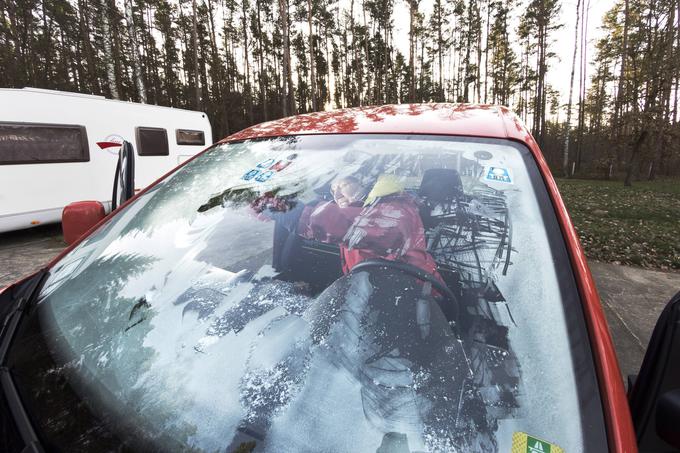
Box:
(418, 168, 464, 229)
(272, 201, 344, 293)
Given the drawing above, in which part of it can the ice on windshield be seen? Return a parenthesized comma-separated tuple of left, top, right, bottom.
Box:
(34, 135, 601, 452)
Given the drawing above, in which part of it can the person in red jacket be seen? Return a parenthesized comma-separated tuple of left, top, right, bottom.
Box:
(341, 175, 442, 282)
(301, 174, 442, 282)
(260, 173, 443, 292)
(297, 175, 365, 244)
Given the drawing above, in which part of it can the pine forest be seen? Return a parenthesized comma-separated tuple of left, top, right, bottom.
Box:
(1, 0, 679, 182)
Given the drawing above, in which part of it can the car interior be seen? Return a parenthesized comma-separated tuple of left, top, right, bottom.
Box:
(257, 160, 520, 414)
(192, 151, 521, 423)
(271, 166, 511, 302)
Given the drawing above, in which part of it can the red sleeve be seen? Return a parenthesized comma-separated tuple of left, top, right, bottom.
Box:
(296, 204, 316, 237)
(300, 202, 361, 243)
(345, 200, 411, 255)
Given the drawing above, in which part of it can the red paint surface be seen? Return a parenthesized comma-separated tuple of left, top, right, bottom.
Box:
(96, 141, 122, 150)
(21, 103, 635, 451)
(223, 104, 519, 142)
(61, 201, 106, 245)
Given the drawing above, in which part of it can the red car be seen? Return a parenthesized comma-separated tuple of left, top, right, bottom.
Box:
(1, 104, 678, 453)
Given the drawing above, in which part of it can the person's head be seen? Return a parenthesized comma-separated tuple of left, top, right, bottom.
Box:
(331, 175, 364, 208)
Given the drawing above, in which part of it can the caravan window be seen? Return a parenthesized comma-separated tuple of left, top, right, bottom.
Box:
(176, 129, 205, 146)
(136, 127, 169, 156)
(0, 122, 89, 165)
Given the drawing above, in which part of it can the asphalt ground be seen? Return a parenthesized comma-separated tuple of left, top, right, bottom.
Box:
(1, 224, 678, 382)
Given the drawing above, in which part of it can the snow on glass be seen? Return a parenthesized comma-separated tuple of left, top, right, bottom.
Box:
(37, 135, 586, 452)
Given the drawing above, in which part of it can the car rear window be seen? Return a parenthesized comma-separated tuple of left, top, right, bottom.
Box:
(13, 134, 607, 452)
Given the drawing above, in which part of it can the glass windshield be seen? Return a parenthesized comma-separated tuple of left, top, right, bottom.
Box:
(10, 134, 607, 452)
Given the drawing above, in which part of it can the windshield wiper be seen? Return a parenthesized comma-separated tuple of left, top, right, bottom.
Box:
(0, 269, 49, 453)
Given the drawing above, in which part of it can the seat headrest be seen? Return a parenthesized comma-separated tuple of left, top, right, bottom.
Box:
(418, 168, 463, 202)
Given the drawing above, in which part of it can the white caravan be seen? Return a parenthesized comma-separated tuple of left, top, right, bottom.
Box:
(0, 88, 212, 233)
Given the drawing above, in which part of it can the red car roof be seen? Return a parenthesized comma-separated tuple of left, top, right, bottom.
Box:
(222, 103, 533, 143)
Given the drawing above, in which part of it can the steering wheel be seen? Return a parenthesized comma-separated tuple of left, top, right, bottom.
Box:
(349, 259, 460, 323)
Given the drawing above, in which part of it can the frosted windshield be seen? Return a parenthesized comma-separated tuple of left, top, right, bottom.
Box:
(36, 135, 605, 452)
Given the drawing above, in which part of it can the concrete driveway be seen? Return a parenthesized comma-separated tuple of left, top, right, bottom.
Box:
(589, 261, 679, 381)
(0, 224, 65, 287)
(1, 225, 678, 383)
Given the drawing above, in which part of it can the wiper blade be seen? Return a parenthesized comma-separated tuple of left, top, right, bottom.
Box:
(0, 269, 48, 363)
(0, 370, 45, 453)
(0, 269, 49, 453)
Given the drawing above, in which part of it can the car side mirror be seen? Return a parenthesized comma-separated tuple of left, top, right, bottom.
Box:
(61, 201, 106, 245)
(111, 140, 135, 211)
(628, 291, 680, 451)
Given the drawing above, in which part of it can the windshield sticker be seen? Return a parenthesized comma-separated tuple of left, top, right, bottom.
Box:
(485, 166, 513, 184)
(242, 154, 297, 182)
(511, 432, 564, 453)
(256, 158, 276, 168)
(242, 168, 261, 181)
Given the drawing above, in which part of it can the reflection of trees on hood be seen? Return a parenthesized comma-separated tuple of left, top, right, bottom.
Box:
(42, 253, 199, 448)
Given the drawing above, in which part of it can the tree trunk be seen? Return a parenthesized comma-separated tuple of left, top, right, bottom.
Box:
(362, 3, 371, 104)
(256, 0, 268, 120)
(191, 0, 200, 109)
(563, 0, 581, 177)
(241, 0, 254, 123)
(278, 0, 289, 116)
(576, 0, 589, 172)
(649, 0, 676, 180)
(279, 0, 294, 115)
(307, 0, 317, 111)
(349, 0, 359, 106)
(624, 131, 647, 187)
(613, 0, 629, 171)
(40, 0, 52, 86)
(483, 0, 490, 103)
(408, 0, 416, 102)
(125, 0, 146, 102)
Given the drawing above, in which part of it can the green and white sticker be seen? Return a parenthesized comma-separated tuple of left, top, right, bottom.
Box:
(511, 432, 564, 453)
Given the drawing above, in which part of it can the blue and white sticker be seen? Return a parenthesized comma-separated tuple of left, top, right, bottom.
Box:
(242, 168, 261, 181)
(242, 154, 298, 183)
(255, 170, 274, 183)
(256, 158, 276, 169)
(485, 166, 513, 184)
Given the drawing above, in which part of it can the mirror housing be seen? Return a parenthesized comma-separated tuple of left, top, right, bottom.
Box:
(61, 201, 106, 245)
(629, 291, 680, 451)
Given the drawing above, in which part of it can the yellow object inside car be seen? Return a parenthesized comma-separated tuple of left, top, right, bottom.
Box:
(364, 174, 405, 206)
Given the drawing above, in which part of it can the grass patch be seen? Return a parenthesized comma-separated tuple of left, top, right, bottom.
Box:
(555, 178, 680, 270)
